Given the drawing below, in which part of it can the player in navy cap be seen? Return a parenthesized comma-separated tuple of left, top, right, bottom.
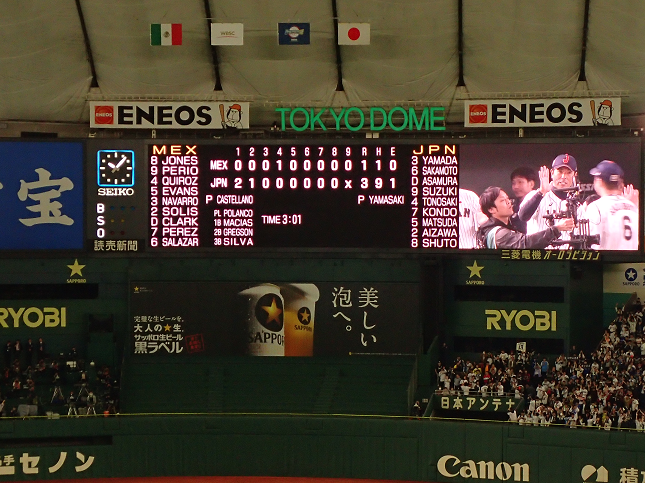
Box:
(517, 154, 578, 246)
(586, 160, 638, 250)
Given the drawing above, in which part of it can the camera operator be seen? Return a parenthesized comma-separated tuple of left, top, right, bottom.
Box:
(477, 186, 575, 249)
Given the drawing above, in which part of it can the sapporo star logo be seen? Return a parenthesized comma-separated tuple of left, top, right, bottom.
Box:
(297, 307, 312, 325)
(255, 294, 284, 332)
(467, 260, 484, 278)
(625, 268, 637, 281)
(67, 259, 85, 277)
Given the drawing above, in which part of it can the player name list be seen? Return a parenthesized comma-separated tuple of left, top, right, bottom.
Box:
(410, 144, 459, 248)
(148, 143, 459, 249)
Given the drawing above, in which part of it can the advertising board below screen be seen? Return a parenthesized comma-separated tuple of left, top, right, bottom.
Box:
(146, 140, 641, 252)
(130, 281, 420, 356)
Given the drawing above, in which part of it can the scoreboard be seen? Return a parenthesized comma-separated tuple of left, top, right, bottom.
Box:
(80, 138, 643, 253)
(0, 138, 637, 253)
(147, 142, 460, 250)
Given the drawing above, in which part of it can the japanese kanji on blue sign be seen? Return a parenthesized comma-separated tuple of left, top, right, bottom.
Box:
(0, 142, 84, 249)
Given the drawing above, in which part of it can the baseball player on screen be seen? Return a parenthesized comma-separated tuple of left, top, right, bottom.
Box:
(586, 160, 639, 250)
(476, 186, 574, 249)
(518, 154, 578, 244)
(459, 188, 488, 249)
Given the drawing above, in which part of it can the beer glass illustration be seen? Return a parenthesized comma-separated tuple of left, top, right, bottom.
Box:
(280, 283, 320, 356)
(238, 283, 285, 356)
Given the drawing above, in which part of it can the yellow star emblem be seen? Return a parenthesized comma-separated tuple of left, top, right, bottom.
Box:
(67, 259, 85, 277)
(164, 324, 171, 331)
(467, 261, 484, 278)
(299, 307, 311, 323)
(261, 297, 283, 328)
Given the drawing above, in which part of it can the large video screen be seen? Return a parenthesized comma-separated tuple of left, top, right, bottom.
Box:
(144, 140, 640, 251)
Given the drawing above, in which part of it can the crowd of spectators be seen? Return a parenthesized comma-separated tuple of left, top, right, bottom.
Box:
(0, 337, 120, 417)
(436, 300, 645, 430)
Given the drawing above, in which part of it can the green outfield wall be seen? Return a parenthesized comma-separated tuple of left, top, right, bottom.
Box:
(0, 415, 641, 483)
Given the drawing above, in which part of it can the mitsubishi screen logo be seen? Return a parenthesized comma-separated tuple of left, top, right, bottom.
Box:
(581, 465, 608, 483)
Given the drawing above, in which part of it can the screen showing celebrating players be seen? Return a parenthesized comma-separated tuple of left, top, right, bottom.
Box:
(459, 142, 640, 251)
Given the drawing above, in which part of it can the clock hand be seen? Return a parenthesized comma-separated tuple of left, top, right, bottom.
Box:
(115, 155, 127, 169)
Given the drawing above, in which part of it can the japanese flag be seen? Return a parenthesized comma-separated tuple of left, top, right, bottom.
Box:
(338, 23, 370, 45)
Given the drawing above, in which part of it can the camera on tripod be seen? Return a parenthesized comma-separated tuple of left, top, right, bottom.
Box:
(543, 186, 600, 249)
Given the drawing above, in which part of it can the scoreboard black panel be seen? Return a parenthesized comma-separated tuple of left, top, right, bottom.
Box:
(147, 142, 459, 250)
(79, 138, 641, 253)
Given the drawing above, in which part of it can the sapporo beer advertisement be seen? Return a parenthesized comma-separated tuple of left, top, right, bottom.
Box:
(130, 282, 419, 356)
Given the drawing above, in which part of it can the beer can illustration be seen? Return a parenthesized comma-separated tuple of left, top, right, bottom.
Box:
(239, 283, 285, 356)
(280, 283, 320, 356)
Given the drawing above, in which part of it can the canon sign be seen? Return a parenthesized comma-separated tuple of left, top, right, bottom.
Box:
(464, 98, 621, 127)
(438, 455, 530, 482)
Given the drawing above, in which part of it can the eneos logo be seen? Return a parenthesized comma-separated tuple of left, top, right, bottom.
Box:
(469, 104, 488, 124)
(94, 105, 114, 125)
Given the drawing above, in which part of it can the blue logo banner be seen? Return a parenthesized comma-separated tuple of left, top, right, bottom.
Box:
(278, 23, 310, 45)
(0, 142, 84, 249)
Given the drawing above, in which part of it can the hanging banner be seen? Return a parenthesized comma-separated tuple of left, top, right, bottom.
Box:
(464, 98, 621, 127)
(90, 102, 250, 129)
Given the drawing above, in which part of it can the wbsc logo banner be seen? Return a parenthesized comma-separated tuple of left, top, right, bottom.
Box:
(0, 142, 84, 249)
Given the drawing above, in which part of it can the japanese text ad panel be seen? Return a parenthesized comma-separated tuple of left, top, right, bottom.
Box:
(0, 142, 83, 249)
(130, 282, 419, 356)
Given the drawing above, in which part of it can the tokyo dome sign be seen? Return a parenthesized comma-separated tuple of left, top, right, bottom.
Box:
(276, 107, 446, 132)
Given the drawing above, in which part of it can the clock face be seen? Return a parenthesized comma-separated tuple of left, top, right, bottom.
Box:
(97, 150, 135, 187)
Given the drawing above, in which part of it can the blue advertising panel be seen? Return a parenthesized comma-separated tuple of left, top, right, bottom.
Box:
(0, 142, 84, 249)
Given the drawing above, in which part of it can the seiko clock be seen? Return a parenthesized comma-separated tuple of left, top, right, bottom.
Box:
(97, 150, 135, 187)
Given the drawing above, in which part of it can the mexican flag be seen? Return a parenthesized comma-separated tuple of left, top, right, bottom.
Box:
(150, 24, 182, 46)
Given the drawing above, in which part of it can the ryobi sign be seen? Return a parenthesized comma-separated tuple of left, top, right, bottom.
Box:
(0, 307, 67, 328)
(486, 309, 557, 332)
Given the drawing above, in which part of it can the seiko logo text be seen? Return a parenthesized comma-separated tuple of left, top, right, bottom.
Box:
(97, 188, 135, 196)
(0, 307, 67, 328)
(485, 309, 557, 331)
(438, 455, 529, 482)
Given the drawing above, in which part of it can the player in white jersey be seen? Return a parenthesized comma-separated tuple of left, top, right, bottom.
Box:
(586, 160, 639, 250)
(518, 154, 578, 246)
(459, 188, 487, 249)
